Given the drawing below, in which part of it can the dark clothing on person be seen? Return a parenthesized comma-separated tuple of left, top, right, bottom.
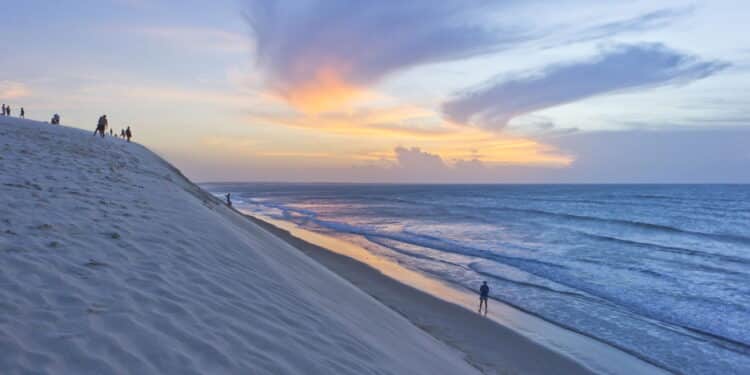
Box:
(1, 104, 5, 116)
(480, 284, 489, 300)
(20, 108, 24, 118)
(478, 282, 489, 314)
(225, 193, 232, 207)
(125, 126, 132, 142)
(94, 115, 107, 137)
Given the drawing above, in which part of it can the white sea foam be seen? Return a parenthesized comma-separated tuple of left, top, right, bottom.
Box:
(213, 182, 750, 374)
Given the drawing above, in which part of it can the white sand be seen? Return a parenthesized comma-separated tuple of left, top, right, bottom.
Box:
(0, 117, 480, 374)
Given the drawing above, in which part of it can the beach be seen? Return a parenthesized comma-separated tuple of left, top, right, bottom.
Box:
(245, 214, 672, 375)
(247, 215, 600, 374)
(1, 117, 741, 375)
(207, 182, 750, 375)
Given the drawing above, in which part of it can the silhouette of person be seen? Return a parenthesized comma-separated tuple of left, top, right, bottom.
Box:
(121, 129, 125, 138)
(125, 126, 132, 142)
(94, 115, 107, 137)
(478, 281, 490, 315)
(5, 105, 10, 116)
(1, 104, 5, 116)
(20, 107, 24, 118)
(225, 193, 232, 207)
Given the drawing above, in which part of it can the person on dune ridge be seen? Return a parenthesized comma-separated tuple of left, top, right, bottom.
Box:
(93, 115, 107, 137)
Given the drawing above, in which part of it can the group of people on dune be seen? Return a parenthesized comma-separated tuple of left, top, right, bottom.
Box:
(0, 105, 133, 142)
(1, 104, 24, 118)
(93, 114, 132, 142)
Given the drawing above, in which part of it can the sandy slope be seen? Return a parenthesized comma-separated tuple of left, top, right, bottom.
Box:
(0, 117, 479, 374)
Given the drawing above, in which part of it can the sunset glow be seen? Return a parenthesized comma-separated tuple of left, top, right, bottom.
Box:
(3, 0, 747, 182)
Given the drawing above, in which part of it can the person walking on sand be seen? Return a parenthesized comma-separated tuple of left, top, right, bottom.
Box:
(225, 193, 232, 207)
(478, 281, 490, 315)
(125, 126, 132, 142)
(1, 104, 5, 116)
(20, 107, 24, 118)
(5, 105, 10, 116)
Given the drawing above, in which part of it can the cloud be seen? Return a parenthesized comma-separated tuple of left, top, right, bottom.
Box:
(243, 0, 521, 111)
(394, 146, 447, 171)
(0, 81, 31, 99)
(186, 129, 750, 183)
(553, 8, 690, 47)
(358, 146, 491, 183)
(442, 43, 729, 129)
(242, 2, 699, 113)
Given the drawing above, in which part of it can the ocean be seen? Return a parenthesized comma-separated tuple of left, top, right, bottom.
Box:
(203, 183, 750, 374)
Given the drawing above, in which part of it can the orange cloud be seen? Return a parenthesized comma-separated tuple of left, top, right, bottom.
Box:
(240, 98, 574, 167)
(280, 67, 366, 113)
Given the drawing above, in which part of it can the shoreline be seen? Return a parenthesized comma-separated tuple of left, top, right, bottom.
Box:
(243, 212, 674, 375)
(244, 213, 599, 374)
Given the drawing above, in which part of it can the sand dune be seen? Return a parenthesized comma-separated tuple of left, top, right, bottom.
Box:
(0, 117, 478, 374)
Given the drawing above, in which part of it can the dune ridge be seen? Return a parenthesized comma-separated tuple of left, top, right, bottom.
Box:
(0, 117, 478, 374)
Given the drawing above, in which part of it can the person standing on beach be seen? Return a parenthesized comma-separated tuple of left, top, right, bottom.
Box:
(225, 193, 232, 207)
(125, 126, 132, 142)
(1, 104, 5, 116)
(20, 107, 24, 118)
(478, 281, 489, 314)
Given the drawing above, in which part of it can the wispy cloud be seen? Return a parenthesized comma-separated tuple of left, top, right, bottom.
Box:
(442, 43, 729, 129)
(550, 7, 690, 47)
(242, 1, 698, 114)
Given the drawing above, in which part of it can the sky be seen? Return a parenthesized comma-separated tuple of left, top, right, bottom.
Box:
(2, 0, 749, 183)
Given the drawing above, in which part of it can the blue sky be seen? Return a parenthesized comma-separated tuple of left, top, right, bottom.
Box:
(2, 0, 749, 182)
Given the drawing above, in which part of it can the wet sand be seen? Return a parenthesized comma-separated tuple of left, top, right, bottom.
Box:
(246, 214, 601, 375)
